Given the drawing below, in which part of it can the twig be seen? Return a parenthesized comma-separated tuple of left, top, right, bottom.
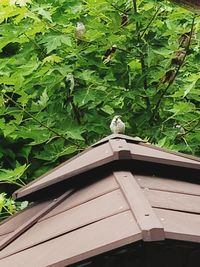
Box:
(178, 119, 200, 138)
(117, 47, 132, 55)
(71, 101, 81, 124)
(23, 33, 47, 58)
(132, 0, 150, 108)
(151, 15, 195, 121)
(109, 3, 125, 13)
(1, 91, 77, 145)
(140, 6, 162, 39)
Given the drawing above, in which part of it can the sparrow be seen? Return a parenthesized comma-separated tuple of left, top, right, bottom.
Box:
(75, 22, 86, 40)
(121, 13, 129, 26)
(110, 115, 125, 134)
(174, 123, 185, 135)
(160, 69, 176, 84)
(171, 50, 186, 65)
(103, 44, 117, 64)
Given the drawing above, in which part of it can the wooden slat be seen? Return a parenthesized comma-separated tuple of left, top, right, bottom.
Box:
(142, 142, 200, 163)
(143, 189, 200, 214)
(154, 208, 200, 243)
(0, 201, 51, 236)
(114, 171, 165, 241)
(15, 142, 115, 199)
(129, 143, 200, 169)
(136, 175, 200, 196)
(0, 191, 73, 251)
(0, 211, 142, 267)
(41, 174, 119, 221)
(0, 190, 129, 259)
(130, 143, 200, 164)
(0, 234, 9, 242)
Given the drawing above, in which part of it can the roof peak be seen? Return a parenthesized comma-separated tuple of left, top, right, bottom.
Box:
(92, 134, 145, 147)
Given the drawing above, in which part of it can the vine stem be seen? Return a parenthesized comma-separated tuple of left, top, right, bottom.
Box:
(151, 14, 195, 121)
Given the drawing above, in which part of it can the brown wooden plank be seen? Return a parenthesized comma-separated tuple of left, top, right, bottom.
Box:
(41, 174, 119, 221)
(141, 142, 200, 163)
(136, 175, 200, 196)
(0, 211, 142, 267)
(0, 234, 9, 242)
(0, 190, 73, 251)
(15, 143, 115, 199)
(0, 190, 129, 259)
(0, 201, 51, 236)
(154, 208, 200, 243)
(143, 189, 200, 214)
(130, 143, 200, 164)
(129, 143, 200, 169)
(114, 171, 165, 241)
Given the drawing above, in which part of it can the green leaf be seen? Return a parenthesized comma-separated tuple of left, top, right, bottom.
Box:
(20, 201, 29, 210)
(66, 129, 84, 141)
(0, 164, 28, 186)
(37, 88, 49, 108)
(169, 102, 195, 115)
(16, 127, 51, 145)
(128, 59, 141, 71)
(34, 139, 77, 161)
(42, 54, 62, 64)
(0, 95, 4, 107)
(183, 81, 196, 98)
(0, 194, 6, 213)
(101, 105, 114, 115)
(35, 6, 52, 22)
(40, 34, 72, 53)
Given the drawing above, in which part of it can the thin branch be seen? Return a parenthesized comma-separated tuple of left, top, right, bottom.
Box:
(109, 3, 125, 13)
(140, 6, 162, 39)
(117, 47, 133, 55)
(132, 0, 137, 14)
(178, 119, 200, 138)
(71, 101, 81, 124)
(23, 33, 47, 58)
(151, 15, 195, 121)
(1, 91, 77, 145)
(132, 0, 150, 108)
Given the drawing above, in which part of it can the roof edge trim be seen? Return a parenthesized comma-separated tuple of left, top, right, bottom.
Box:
(114, 171, 165, 242)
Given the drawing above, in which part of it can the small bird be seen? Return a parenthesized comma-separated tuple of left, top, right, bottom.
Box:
(110, 115, 125, 134)
(171, 50, 186, 65)
(121, 13, 129, 26)
(75, 22, 86, 40)
(174, 123, 185, 135)
(160, 69, 176, 84)
(103, 44, 117, 64)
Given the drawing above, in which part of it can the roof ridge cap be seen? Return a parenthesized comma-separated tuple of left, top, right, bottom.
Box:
(92, 134, 144, 147)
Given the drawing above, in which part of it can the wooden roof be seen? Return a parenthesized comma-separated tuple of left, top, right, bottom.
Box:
(0, 134, 200, 266)
(13, 134, 200, 201)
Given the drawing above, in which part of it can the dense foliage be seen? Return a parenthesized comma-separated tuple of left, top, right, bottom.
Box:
(0, 0, 199, 218)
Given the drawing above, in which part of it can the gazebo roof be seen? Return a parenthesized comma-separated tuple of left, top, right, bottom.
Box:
(0, 134, 200, 267)
(13, 134, 200, 201)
